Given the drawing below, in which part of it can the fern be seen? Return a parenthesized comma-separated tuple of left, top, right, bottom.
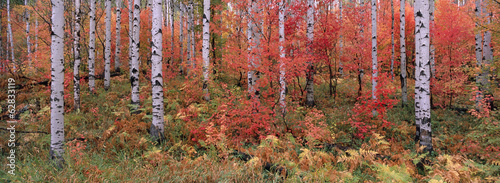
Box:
(373, 162, 413, 182)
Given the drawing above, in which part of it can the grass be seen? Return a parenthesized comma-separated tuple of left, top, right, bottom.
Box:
(1, 73, 499, 182)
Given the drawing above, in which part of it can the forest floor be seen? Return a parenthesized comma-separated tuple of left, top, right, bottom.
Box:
(0, 72, 499, 182)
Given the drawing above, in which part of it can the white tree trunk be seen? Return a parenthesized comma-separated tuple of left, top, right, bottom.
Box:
(371, 0, 377, 101)
(26, 0, 31, 67)
(0, 11, 3, 72)
(415, 0, 432, 152)
(180, 3, 185, 73)
(202, 0, 211, 101)
(7, 0, 15, 72)
(115, 0, 122, 72)
(400, 0, 407, 106)
(170, 0, 175, 67)
(339, 0, 344, 76)
(482, 0, 492, 94)
(167, 0, 171, 27)
(104, 0, 111, 90)
(35, 15, 38, 61)
(279, 0, 286, 115)
(429, 0, 435, 78)
(131, 0, 141, 111)
(190, 0, 195, 62)
(475, 0, 483, 107)
(390, 0, 394, 80)
(50, 0, 65, 168)
(151, 0, 165, 141)
(129, 0, 133, 76)
(248, 0, 261, 101)
(186, 2, 192, 74)
(305, 0, 315, 107)
(88, 0, 96, 92)
(74, 0, 81, 111)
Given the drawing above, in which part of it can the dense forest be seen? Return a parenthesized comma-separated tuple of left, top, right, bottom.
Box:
(1, 0, 500, 181)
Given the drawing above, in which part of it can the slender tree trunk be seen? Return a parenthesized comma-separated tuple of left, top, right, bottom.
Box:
(180, 3, 185, 74)
(151, 0, 165, 141)
(35, 15, 38, 61)
(390, 0, 394, 80)
(202, 0, 211, 101)
(26, 0, 31, 67)
(371, 0, 378, 102)
(74, 0, 81, 111)
(129, 0, 133, 76)
(131, 0, 141, 111)
(429, 0, 435, 78)
(190, 0, 195, 62)
(167, 0, 171, 27)
(186, 2, 192, 74)
(7, 0, 15, 72)
(400, 0, 407, 106)
(279, 0, 286, 115)
(482, 0, 492, 96)
(88, 0, 96, 92)
(115, 0, 122, 72)
(475, 0, 483, 109)
(415, 0, 432, 152)
(104, 0, 111, 90)
(339, 0, 344, 76)
(248, 0, 261, 101)
(414, 0, 421, 143)
(0, 3, 3, 72)
(50, 0, 65, 169)
(170, 0, 174, 68)
(305, 0, 315, 107)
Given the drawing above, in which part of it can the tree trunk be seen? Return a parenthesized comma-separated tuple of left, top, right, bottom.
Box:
(371, 0, 378, 102)
(190, 0, 195, 62)
(170, 0, 174, 69)
(74, 0, 81, 111)
(202, 0, 211, 101)
(475, 0, 483, 109)
(390, 0, 394, 80)
(482, 0, 492, 96)
(167, 0, 171, 27)
(129, 0, 133, 76)
(186, 2, 192, 75)
(50, 0, 65, 169)
(131, 0, 141, 111)
(88, 0, 97, 92)
(339, 0, 344, 76)
(104, 0, 111, 90)
(279, 0, 286, 115)
(400, 0, 407, 106)
(26, 0, 31, 67)
(305, 0, 315, 107)
(151, 0, 165, 142)
(248, 0, 262, 102)
(415, 0, 432, 152)
(7, 0, 15, 72)
(35, 14, 38, 61)
(180, 3, 185, 74)
(430, 0, 435, 78)
(115, 0, 122, 72)
(0, 4, 3, 72)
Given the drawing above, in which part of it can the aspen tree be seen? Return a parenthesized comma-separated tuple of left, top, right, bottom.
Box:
(50, 0, 66, 168)
(74, 0, 82, 111)
(151, 0, 165, 141)
(104, 0, 111, 90)
(202, 0, 211, 101)
(88, 0, 97, 92)
(305, 0, 315, 106)
(115, 0, 122, 72)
